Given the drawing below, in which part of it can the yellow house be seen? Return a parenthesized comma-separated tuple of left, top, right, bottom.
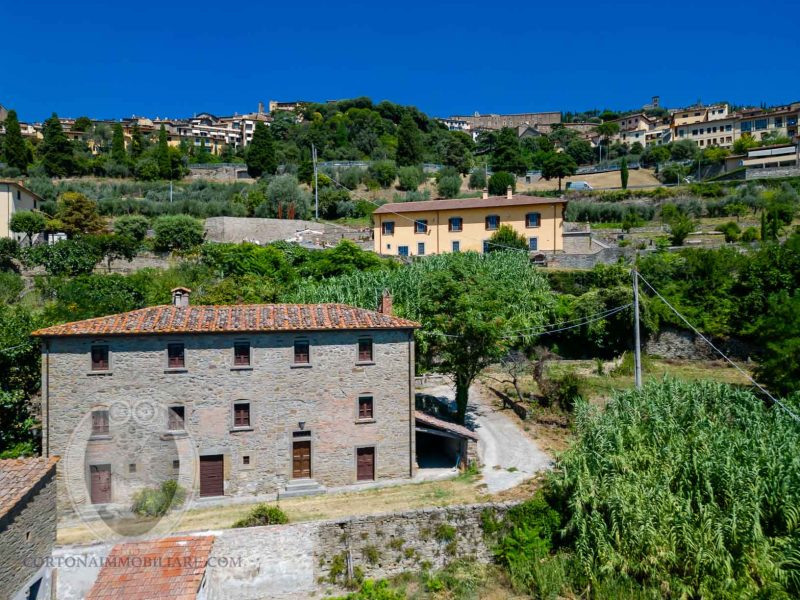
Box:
(372, 190, 567, 257)
(0, 180, 42, 241)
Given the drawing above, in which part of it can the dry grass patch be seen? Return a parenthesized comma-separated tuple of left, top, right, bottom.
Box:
(57, 477, 489, 546)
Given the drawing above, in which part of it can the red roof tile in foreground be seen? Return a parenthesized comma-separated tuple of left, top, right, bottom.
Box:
(372, 194, 566, 215)
(87, 535, 215, 600)
(32, 304, 420, 338)
(0, 456, 59, 519)
(415, 410, 478, 441)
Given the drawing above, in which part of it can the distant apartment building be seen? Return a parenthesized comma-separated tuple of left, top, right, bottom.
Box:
(725, 142, 799, 172)
(737, 104, 799, 143)
(269, 100, 308, 113)
(670, 103, 736, 149)
(442, 111, 561, 133)
(372, 189, 566, 257)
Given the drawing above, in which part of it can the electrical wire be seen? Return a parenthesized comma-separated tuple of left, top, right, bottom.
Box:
(419, 303, 632, 340)
(636, 271, 800, 423)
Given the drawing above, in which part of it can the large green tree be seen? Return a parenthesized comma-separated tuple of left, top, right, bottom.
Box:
(416, 253, 552, 422)
(2, 109, 29, 173)
(111, 123, 127, 163)
(491, 127, 527, 175)
(156, 124, 171, 179)
(396, 112, 423, 166)
(541, 152, 577, 191)
(129, 123, 144, 159)
(246, 121, 277, 178)
(39, 113, 75, 177)
(9, 211, 46, 246)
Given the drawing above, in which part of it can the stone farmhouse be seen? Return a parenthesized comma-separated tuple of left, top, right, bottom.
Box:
(0, 457, 59, 600)
(33, 292, 422, 514)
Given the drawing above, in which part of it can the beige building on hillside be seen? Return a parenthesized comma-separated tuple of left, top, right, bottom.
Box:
(0, 180, 42, 242)
(372, 191, 567, 257)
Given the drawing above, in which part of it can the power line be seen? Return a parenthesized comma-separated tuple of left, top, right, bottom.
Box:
(419, 303, 632, 340)
(0, 343, 29, 353)
(636, 271, 800, 423)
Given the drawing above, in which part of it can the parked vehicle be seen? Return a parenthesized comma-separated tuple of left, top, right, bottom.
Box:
(566, 181, 593, 191)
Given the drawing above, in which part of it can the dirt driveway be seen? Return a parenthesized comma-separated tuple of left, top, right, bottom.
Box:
(420, 381, 552, 494)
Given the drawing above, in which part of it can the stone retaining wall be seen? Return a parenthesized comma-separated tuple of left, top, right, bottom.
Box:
(644, 327, 755, 361)
(55, 502, 516, 599)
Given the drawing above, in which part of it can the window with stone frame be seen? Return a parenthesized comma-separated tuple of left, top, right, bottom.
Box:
(358, 338, 374, 363)
(358, 395, 374, 420)
(91, 345, 109, 371)
(233, 341, 251, 366)
(294, 340, 310, 364)
(167, 343, 185, 368)
(233, 402, 251, 428)
(168, 406, 185, 431)
(91, 410, 109, 435)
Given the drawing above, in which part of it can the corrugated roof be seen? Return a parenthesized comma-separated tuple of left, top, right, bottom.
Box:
(32, 304, 420, 338)
(87, 535, 215, 600)
(0, 456, 59, 519)
(372, 194, 566, 215)
(415, 411, 478, 441)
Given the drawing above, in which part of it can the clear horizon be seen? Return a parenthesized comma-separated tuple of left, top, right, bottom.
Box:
(5, 0, 798, 122)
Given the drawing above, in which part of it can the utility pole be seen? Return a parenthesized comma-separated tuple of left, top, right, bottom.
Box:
(312, 144, 319, 220)
(633, 269, 642, 389)
(169, 180, 173, 203)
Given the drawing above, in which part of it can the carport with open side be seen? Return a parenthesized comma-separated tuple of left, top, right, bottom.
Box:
(415, 410, 478, 470)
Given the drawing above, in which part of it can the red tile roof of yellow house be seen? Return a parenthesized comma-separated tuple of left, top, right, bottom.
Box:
(372, 194, 566, 215)
(87, 535, 215, 600)
(0, 456, 60, 519)
(32, 304, 420, 337)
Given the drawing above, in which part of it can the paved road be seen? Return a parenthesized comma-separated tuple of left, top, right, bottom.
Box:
(421, 382, 552, 494)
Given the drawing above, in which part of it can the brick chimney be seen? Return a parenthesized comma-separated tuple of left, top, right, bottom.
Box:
(506, 185, 513, 200)
(482, 188, 489, 199)
(171, 287, 191, 307)
(378, 290, 392, 315)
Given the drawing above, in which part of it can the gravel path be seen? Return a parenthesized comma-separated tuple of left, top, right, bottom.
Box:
(421, 381, 552, 494)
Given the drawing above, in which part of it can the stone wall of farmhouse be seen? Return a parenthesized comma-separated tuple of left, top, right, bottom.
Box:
(43, 329, 415, 513)
(0, 466, 57, 600)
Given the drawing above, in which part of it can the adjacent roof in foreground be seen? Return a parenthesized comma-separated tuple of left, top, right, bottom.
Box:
(87, 535, 215, 600)
(0, 456, 59, 519)
(0, 179, 44, 202)
(372, 194, 566, 215)
(32, 304, 420, 337)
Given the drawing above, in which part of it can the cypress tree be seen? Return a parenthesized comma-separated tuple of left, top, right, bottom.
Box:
(396, 112, 423, 166)
(620, 157, 629, 190)
(246, 121, 276, 178)
(2, 109, 29, 173)
(40, 113, 75, 177)
(111, 123, 126, 163)
(129, 124, 143, 159)
(156, 124, 170, 179)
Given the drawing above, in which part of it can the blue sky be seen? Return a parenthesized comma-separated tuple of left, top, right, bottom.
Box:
(5, 0, 799, 122)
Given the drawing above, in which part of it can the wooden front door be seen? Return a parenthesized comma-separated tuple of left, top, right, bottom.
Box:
(356, 447, 375, 481)
(199, 455, 224, 497)
(90, 464, 111, 504)
(292, 440, 311, 479)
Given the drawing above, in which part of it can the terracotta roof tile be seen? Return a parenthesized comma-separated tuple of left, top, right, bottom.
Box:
(0, 456, 59, 519)
(415, 411, 479, 441)
(32, 304, 420, 338)
(87, 535, 215, 600)
(372, 194, 566, 215)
